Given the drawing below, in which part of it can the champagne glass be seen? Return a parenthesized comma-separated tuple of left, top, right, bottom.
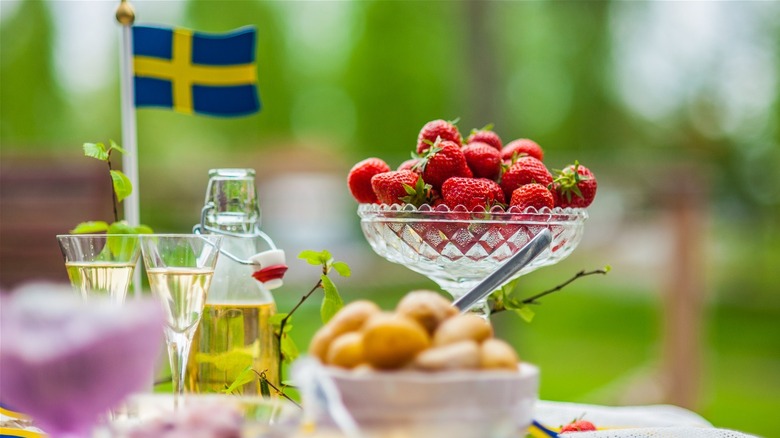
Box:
(139, 234, 223, 409)
(57, 234, 142, 304)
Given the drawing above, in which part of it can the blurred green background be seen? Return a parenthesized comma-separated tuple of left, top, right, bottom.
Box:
(1, 1, 779, 436)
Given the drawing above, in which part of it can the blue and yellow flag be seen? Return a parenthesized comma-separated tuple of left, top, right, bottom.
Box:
(132, 25, 261, 117)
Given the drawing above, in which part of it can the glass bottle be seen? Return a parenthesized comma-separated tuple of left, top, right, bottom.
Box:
(186, 169, 282, 394)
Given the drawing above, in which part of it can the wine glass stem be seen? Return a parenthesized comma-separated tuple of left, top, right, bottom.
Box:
(166, 330, 193, 410)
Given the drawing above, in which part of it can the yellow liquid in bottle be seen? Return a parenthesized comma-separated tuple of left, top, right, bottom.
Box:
(186, 302, 279, 394)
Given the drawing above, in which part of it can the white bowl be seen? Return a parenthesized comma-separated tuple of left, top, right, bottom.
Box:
(325, 363, 539, 436)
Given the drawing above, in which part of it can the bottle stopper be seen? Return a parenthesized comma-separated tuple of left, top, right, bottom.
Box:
(249, 249, 287, 290)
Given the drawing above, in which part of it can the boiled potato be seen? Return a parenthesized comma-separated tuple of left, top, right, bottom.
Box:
(480, 339, 520, 371)
(395, 290, 458, 334)
(308, 325, 337, 362)
(310, 300, 380, 362)
(362, 312, 430, 370)
(413, 340, 480, 371)
(432, 314, 493, 346)
(326, 331, 366, 369)
(328, 300, 381, 337)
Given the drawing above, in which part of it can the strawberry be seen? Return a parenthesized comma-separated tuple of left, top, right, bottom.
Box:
(481, 178, 506, 205)
(415, 140, 472, 190)
(397, 158, 420, 172)
(502, 138, 544, 162)
(499, 156, 553, 200)
(428, 188, 444, 207)
(510, 183, 554, 211)
(370, 170, 429, 206)
(416, 119, 462, 154)
(347, 158, 391, 204)
(441, 177, 502, 211)
(462, 142, 502, 180)
(560, 419, 597, 433)
(466, 124, 502, 151)
(551, 162, 597, 208)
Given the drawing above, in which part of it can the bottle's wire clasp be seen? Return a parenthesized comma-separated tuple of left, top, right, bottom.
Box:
(193, 203, 287, 289)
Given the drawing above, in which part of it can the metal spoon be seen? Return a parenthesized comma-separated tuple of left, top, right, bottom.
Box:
(453, 228, 552, 313)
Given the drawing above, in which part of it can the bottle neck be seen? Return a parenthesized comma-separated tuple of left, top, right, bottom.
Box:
(203, 169, 260, 235)
(206, 212, 258, 235)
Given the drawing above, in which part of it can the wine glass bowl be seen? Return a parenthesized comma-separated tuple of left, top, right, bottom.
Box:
(56, 234, 142, 304)
(358, 204, 587, 314)
(139, 234, 223, 409)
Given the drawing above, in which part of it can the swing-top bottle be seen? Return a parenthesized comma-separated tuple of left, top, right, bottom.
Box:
(186, 168, 282, 394)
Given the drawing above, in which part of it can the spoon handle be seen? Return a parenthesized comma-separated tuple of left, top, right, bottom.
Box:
(453, 228, 552, 313)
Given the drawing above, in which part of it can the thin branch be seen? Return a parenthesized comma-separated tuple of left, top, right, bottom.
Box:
(253, 369, 302, 409)
(279, 280, 322, 333)
(276, 277, 324, 382)
(521, 268, 609, 305)
(106, 152, 119, 223)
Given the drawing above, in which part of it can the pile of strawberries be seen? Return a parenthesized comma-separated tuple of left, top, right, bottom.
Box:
(347, 119, 597, 211)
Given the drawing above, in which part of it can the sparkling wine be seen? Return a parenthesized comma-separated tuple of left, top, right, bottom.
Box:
(65, 261, 135, 303)
(186, 302, 279, 394)
(146, 268, 214, 333)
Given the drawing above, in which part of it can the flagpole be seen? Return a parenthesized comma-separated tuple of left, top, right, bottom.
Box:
(116, 0, 142, 299)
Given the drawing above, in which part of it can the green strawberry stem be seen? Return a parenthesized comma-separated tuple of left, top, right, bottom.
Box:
(470, 123, 494, 135)
(400, 177, 432, 207)
(553, 161, 589, 202)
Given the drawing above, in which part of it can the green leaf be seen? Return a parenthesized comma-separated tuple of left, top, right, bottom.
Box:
(501, 278, 521, 295)
(298, 250, 325, 266)
(133, 224, 154, 234)
(110, 170, 133, 203)
(320, 274, 344, 324)
(108, 139, 127, 155)
(260, 376, 271, 398)
(83, 142, 108, 161)
(70, 221, 109, 234)
(268, 313, 287, 328)
(222, 366, 255, 395)
(319, 249, 333, 263)
(512, 305, 536, 323)
(105, 222, 140, 260)
(107, 220, 134, 235)
(280, 333, 299, 364)
(331, 261, 351, 277)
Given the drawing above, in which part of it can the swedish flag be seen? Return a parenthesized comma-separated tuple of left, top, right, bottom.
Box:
(132, 25, 261, 117)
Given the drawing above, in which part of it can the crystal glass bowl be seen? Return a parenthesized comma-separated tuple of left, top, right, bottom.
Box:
(358, 203, 588, 315)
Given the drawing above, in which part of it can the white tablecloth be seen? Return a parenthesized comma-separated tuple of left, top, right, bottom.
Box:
(532, 400, 759, 438)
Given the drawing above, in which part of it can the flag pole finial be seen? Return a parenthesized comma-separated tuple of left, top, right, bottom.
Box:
(116, 0, 135, 26)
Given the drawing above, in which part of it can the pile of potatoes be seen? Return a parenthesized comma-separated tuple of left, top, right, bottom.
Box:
(308, 290, 520, 372)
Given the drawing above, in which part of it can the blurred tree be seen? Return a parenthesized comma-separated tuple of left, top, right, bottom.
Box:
(0, 0, 70, 147)
(343, 1, 470, 164)
(489, 1, 628, 165)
